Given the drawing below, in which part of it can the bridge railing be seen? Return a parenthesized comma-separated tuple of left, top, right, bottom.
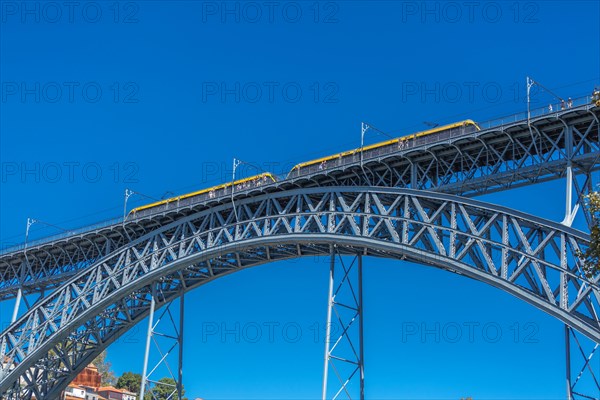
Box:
(477, 95, 594, 130)
(1, 95, 597, 256)
(0, 217, 125, 255)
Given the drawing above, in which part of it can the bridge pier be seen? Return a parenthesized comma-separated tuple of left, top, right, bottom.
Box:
(322, 246, 365, 400)
(560, 164, 598, 400)
(564, 325, 599, 399)
(139, 287, 185, 400)
(565, 325, 573, 400)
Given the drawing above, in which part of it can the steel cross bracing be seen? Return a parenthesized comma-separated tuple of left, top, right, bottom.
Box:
(560, 171, 599, 400)
(566, 326, 600, 400)
(322, 250, 364, 400)
(0, 187, 597, 398)
(139, 288, 185, 400)
(0, 105, 598, 304)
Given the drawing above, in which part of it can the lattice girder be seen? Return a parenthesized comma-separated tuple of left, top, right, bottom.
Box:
(0, 187, 597, 399)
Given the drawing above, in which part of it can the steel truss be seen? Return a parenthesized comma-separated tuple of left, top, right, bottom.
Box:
(562, 167, 598, 400)
(297, 106, 600, 197)
(139, 287, 184, 400)
(322, 248, 364, 400)
(0, 106, 598, 304)
(566, 326, 600, 400)
(0, 187, 597, 399)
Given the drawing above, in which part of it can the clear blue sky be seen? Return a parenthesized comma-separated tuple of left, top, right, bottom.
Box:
(1, 1, 600, 399)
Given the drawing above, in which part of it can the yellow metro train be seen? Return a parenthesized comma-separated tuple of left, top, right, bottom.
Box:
(129, 120, 479, 216)
(129, 173, 276, 216)
(288, 120, 479, 176)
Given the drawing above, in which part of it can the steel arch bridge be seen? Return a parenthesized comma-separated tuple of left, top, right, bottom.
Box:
(0, 102, 599, 398)
(1, 102, 599, 302)
(0, 187, 598, 399)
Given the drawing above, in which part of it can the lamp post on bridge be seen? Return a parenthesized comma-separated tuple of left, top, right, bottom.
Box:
(231, 157, 267, 223)
(25, 218, 68, 245)
(526, 76, 566, 122)
(231, 157, 244, 223)
(527, 76, 534, 124)
(359, 122, 393, 186)
(123, 188, 135, 222)
(360, 122, 369, 166)
(122, 188, 159, 223)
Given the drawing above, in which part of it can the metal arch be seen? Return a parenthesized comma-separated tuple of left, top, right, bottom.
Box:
(0, 187, 598, 398)
(587, 109, 600, 125)
(556, 116, 571, 131)
(424, 149, 440, 163)
(498, 128, 515, 144)
(528, 123, 544, 139)
(0, 222, 165, 302)
(473, 137, 490, 152)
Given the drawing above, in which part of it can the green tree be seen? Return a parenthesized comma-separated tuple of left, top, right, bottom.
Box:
(580, 191, 600, 277)
(145, 377, 185, 400)
(93, 350, 116, 386)
(116, 371, 142, 396)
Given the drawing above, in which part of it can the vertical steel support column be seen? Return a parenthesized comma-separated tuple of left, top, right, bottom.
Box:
(562, 124, 577, 400)
(322, 250, 365, 400)
(563, 325, 600, 400)
(410, 163, 417, 189)
(565, 325, 573, 400)
(562, 162, 575, 400)
(563, 166, 574, 224)
(561, 165, 582, 227)
(139, 289, 156, 400)
(139, 287, 185, 400)
(10, 288, 22, 324)
(561, 163, 574, 400)
(322, 251, 335, 400)
(357, 255, 364, 400)
(177, 292, 185, 400)
(560, 120, 597, 400)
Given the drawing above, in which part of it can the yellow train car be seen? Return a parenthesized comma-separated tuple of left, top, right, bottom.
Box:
(129, 173, 277, 216)
(288, 120, 479, 175)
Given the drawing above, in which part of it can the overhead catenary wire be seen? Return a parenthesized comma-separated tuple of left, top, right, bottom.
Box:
(361, 122, 394, 140)
(530, 78, 565, 102)
(385, 78, 598, 135)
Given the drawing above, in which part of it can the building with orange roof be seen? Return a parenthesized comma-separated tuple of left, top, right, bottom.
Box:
(60, 364, 134, 400)
(97, 385, 136, 400)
